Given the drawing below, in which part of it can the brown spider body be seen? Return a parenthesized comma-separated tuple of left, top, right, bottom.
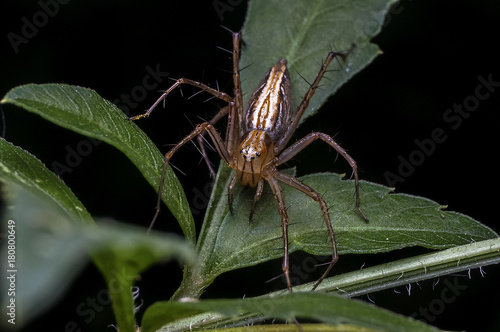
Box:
(235, 59, 289, 188)
(246, 59, 290, 139)
(130, 31, 367, 292)
(234, 130, 275, 187)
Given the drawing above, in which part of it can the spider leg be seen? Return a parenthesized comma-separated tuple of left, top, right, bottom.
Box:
(274, 172, 338, 291)
(276, 131, 368, 222)
(230, 32, 245, 136)
(266, 176, 293, 292)
(148, 122, 231, 232)
(138, 30, 244, 231)
(128, 78, 233, 121)
(276, 45, 355, 151)
(227, 157, 264, 219)
(249, 178, 265, 221)
(227, 172, 238, 215)
(197, 105, 231, 179)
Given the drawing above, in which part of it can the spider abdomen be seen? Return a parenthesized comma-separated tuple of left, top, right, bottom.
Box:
(246, 59, 291, 141)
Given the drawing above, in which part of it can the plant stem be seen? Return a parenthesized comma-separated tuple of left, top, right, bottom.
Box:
(170, 237, 500, 329)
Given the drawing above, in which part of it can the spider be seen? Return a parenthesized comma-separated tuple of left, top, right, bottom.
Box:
(129, 31, 368, 291)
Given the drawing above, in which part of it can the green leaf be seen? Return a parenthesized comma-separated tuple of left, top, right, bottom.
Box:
(1, 183, 195, 331)
(164, 237, 500, 330)
(0, 112, 195, 331)
(91, 225, 195, 332)
(0, 137, 92, 224)
(1, 84, 195, 243)
(1, 183, 91, 327)
(141, 292, 442, 332)
(174, 166, 497, 298)
(240, 0, 396, 118)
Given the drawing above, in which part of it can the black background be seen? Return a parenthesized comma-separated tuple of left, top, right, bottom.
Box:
(1, 0, 500, 331)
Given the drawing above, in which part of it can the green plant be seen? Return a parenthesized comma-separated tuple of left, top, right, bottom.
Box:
(1, 1, 499, 332)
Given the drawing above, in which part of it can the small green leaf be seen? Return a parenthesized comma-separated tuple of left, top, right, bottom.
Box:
(91, 225, 195, 332)
(0, 137, 92, 224)
(1, 183, 91, 327)
(142, 292, 442, 332)
(1, 84, 195, 243)
(0, 105, 196, 331)
(1, 183, 195, 331)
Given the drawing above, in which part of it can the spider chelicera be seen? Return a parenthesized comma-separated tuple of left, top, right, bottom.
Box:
(129, 31, 368, 291)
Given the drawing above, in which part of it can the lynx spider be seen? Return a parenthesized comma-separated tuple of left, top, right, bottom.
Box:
(130, 31, 368, 291)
